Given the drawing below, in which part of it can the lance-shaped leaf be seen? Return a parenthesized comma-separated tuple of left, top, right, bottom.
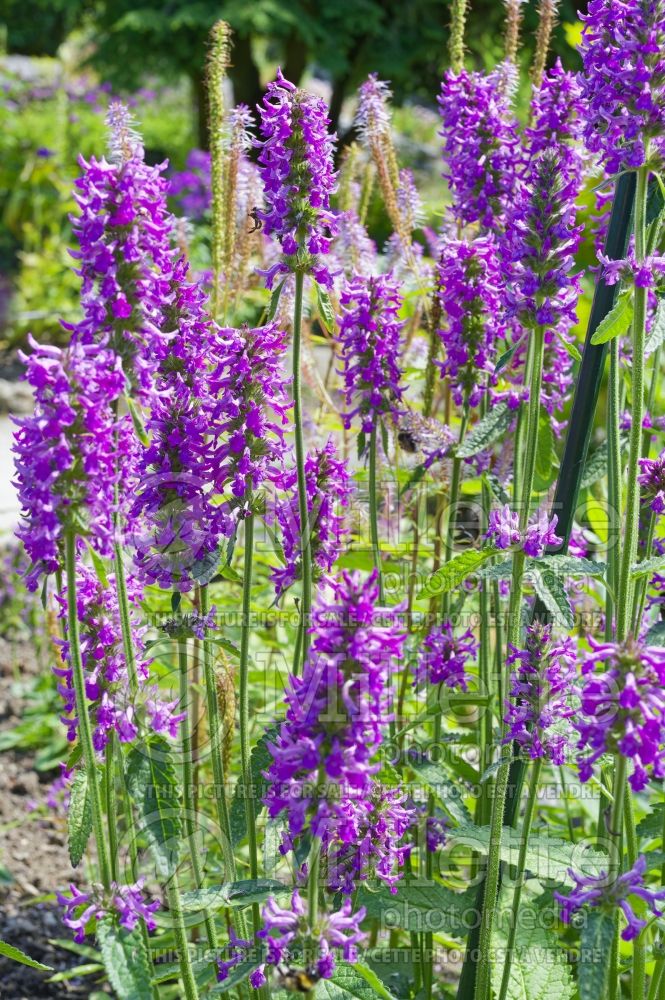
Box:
(530, 566, 574, 629)
(457, 404, 513, 458)
(97, 919, 153, 1000)
(631, 553, 665, 579)
(0, 939, 52, 971)
(67, 769, 92, 868)
(578, 909, 615, 1000)
(356, 882, 478, 937)
(590, 290, 633, 345)
(180, 877, 288, 912)
(418, 546, 499, 598)
(126, 736, 181, 880)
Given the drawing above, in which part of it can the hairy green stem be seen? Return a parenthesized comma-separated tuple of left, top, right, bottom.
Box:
(475, 326, 545, 1000)
(616, 165, 649, 642)
(369, 424, 384, 601)
(239, 511, 261, 936)
(166, 873, 200, 1000)
(293, 270, 312, 673)
(65, 531, 111, 890)
(606, 336, 622, 640)
(178, 638, 219, 952)
(497, 760, 542, 1000)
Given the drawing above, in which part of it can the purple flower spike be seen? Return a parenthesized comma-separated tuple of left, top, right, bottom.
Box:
(13, 338, 127, 591)
(555, 855, 665, 941)
(579, 0, 665, 175)
(576, 637, 665, 790)
(414, 621, 478, 691)
(58, 878, 160, 943)
(270, 438, 352, 597)
(263, 570, 406, 859)
(436, 237, 506, 407)
(255, 69, 338, 288)
(524, 59, 584, 186)
(523, 513, 562, 558)
(504, 622, 577, 764)
(337, 273, 405, 432)
(438, 64, 519, 230)
(485, 505, 521, 550)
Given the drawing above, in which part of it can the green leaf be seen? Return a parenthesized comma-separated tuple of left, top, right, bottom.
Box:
(590, 290, 633, 345)
(0, 938, 52, 971)
(646, 297, 665, 355)
(180, 878, 288, 912)
(417, 547, 499, 599)
(530, 555, 606, 578)
(534, 408, 558, 492)
(447, 824, 607, 884)
(357, 431, 366, 461)
(631, 553, 665, 579)
(229, 729, 278, 847)
(266, 278, 286, 323)
(126, 737, 181, 879)
(356, 882, 477, 937)
(398, 462, 427, 497)
(124, 395, 150, 446)
(645, 620, 665, 647)
(495, 342, 519, 373)
(191, 545, 221, 585)
(561, 338, 582, 363)
(580, 441, 609, 489)
(85, 542, 110, 589)
(97, 919, 153, 1000)
(313, 961, 398, 1000)
(491, 885, 574, 1000)
(408, 758, 473, 825)
(636, 801, 665, 841)
(530, 567, 574, 629)
(456, 404, 513, 458)
(67, 769, 92, 868)
(578, 909, 615, 1000)
(316, 283, 336, 333)
(483, 472, 511, 506)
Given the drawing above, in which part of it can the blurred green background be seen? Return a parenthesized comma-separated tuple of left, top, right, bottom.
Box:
(0, 0, 584, 352)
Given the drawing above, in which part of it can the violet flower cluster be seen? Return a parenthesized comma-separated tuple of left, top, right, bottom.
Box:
(54, 563, 184, 749)
(555, 855, 665, 941)
(255, 69, 338, 289)
(579, 0, 665, 174)
(576, 637, 665, 791)
(638, 452, 665, 514)
(436, 237, 505, 407)
(270, 438, 352, 597)
(58, 877, 160, 943)
(130, 259, 228, 591)
(69, 104, 174, 400)
(524, 59, 584, 186)
(12, 338, 126, 592)
(504, 622, 577, 764)
(413, 620, 478, 691)
(263, 571, 407, 878)
(485, 506, 562, 557)
(336, 273, 405, 432)
(208, 322, 292, 507)
(438, 64, 519, 230)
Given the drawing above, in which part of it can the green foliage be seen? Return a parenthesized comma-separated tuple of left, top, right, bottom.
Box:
(97, 918, 153, 1000)
(67, 768, 92, 867)
(578, 909, 616, 1000)
(125, 736, 182, 879)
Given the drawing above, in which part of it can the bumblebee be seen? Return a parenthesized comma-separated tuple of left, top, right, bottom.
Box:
(276, 963, 322, 993)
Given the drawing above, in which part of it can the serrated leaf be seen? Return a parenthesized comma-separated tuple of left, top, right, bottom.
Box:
(229, 728, 279, 846)
(531, 567, 574, 629)
(484, 472, 511, 506)
(631, 553, 665, 579)
(646, 297, 665, 354)
(578, 909, 615, 1000)
(126, 737, 181, 879)
(561, 338, 582, 363)
(418, 547, 499, 599)
(645, 620, 665, 646)
(491, 885, 574, 1000)
(530, 555, 606, 578)
(476, 558, 513, 580)
(495, 342, 519, 374)
(0, 938, 52, 971)
(97, 919, 153, 1000)
(351, 960, 399, 1000)
(590, 290, 633, 345)
(636, 801, 665, 841)
(266, 278, 286, 323)
(191, 545, 221, 585)
(313, 961, 398, 1000)
(447, 824, 607, 884)
(67, 769, 92, 868)
(316, 283, 336, 332)
(457, 404, 513, 458)
(580, 441, 609, 489)
(180, 878, 287, 912)
(408, 758, 472, 825)
(356, 882, 477, 937)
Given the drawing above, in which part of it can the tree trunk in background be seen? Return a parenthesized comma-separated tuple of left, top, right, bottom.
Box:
(228, 34, 263, 117)
(282, 32, 308, 87)
(192, 70, 209, 150)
